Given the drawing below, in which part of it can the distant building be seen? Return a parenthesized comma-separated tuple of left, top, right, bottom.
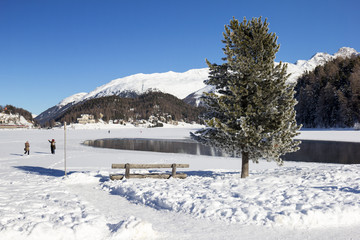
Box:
(77, 114, 96, 124)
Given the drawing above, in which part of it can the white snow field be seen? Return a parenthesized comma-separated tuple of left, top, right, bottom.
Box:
(1, 125, 360, 239)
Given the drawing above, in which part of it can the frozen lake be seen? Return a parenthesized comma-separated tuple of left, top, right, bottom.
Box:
(83, 138, 360, 164)
(83, 138, 226, 157)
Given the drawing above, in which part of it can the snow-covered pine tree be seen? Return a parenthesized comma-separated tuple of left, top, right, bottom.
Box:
(191, 17, 301, 178)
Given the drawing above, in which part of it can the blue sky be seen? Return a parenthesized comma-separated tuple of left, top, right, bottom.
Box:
(1, 0, 359, 115)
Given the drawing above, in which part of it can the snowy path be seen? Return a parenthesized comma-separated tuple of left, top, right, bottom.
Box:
(67, 178, 243, 239)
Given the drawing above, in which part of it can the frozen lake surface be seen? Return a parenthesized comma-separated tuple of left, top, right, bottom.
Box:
(84, 138, 360, 164)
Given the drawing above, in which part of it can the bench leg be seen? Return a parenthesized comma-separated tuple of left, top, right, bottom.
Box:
(125, 163, 130, 178)
(172, 164, 177, 178)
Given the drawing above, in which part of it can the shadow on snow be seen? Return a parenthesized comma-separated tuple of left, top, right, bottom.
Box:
(10, 153, 25, 156)
(313, 186, 360, 194)
(34, 151, 51, 154)
(13, 166, 75, 177)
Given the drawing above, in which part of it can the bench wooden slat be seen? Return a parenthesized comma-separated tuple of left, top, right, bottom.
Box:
(128, 174, 171, 179)
(110, 173, 187, 180)
(112, 163, 189, 169)
(110, 163, 189, 180)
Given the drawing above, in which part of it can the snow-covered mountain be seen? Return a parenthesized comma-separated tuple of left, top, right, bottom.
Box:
(286, 47, 358, 83)
(84, 68, 209, 101)
(35, 47, 359, 124)
(36, 69, 210, 124)
(58, 92, 88, 107)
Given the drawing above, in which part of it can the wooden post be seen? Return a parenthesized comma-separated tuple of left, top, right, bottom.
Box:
(125, 163, 130, 178)
(64, 121, 67, 176)
(172, 163, 177, 177)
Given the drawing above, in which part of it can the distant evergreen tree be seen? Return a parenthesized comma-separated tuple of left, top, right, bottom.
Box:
(316, 82, 339, 127)
(191, 17, 301, 178)
(296, 85, 317, 127)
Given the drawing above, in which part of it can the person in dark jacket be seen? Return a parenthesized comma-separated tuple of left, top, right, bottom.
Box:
(24, 141, 30, 155)
(48, 139, 56, 154)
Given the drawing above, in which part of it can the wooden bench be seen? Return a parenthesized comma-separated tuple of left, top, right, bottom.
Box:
(110, 163, 189, 180)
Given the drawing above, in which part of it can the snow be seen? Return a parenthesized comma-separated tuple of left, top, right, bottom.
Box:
(334, 47, 359, 58)
(295, 128, 360, 143)
(66, 68, 210, 106)
(1, 126, 360, 239)
(104, 165, 360, 228)
(58, 92, 88, 107)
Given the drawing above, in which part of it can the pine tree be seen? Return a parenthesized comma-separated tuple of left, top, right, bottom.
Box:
(191, 17, 301, 178)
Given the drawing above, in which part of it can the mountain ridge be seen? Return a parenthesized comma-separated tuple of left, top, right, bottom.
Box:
(35, 47, 359, 125)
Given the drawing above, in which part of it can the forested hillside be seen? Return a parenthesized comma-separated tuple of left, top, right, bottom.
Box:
(295, 55, 360, 127)
(53, 91, 204, 125)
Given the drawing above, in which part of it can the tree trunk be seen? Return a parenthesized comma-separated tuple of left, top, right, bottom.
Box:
(241, 151, 249, 178)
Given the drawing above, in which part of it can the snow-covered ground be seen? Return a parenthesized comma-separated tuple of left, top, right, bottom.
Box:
(1, 125, 360, 239)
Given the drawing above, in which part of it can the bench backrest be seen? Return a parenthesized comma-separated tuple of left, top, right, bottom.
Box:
(112, 163, 189, 169)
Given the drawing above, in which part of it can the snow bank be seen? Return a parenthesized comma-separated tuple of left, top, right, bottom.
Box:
(108, 216, 157, 240)
(103, 164, 360, 228)
(297, 129, 360, 142)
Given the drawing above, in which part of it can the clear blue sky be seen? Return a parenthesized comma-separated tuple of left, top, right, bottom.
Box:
(1, 0, 359, 115)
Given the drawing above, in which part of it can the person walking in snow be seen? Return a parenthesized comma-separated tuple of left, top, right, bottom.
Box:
(24, 141, 30, 155)
(48, 139, 56, 154)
